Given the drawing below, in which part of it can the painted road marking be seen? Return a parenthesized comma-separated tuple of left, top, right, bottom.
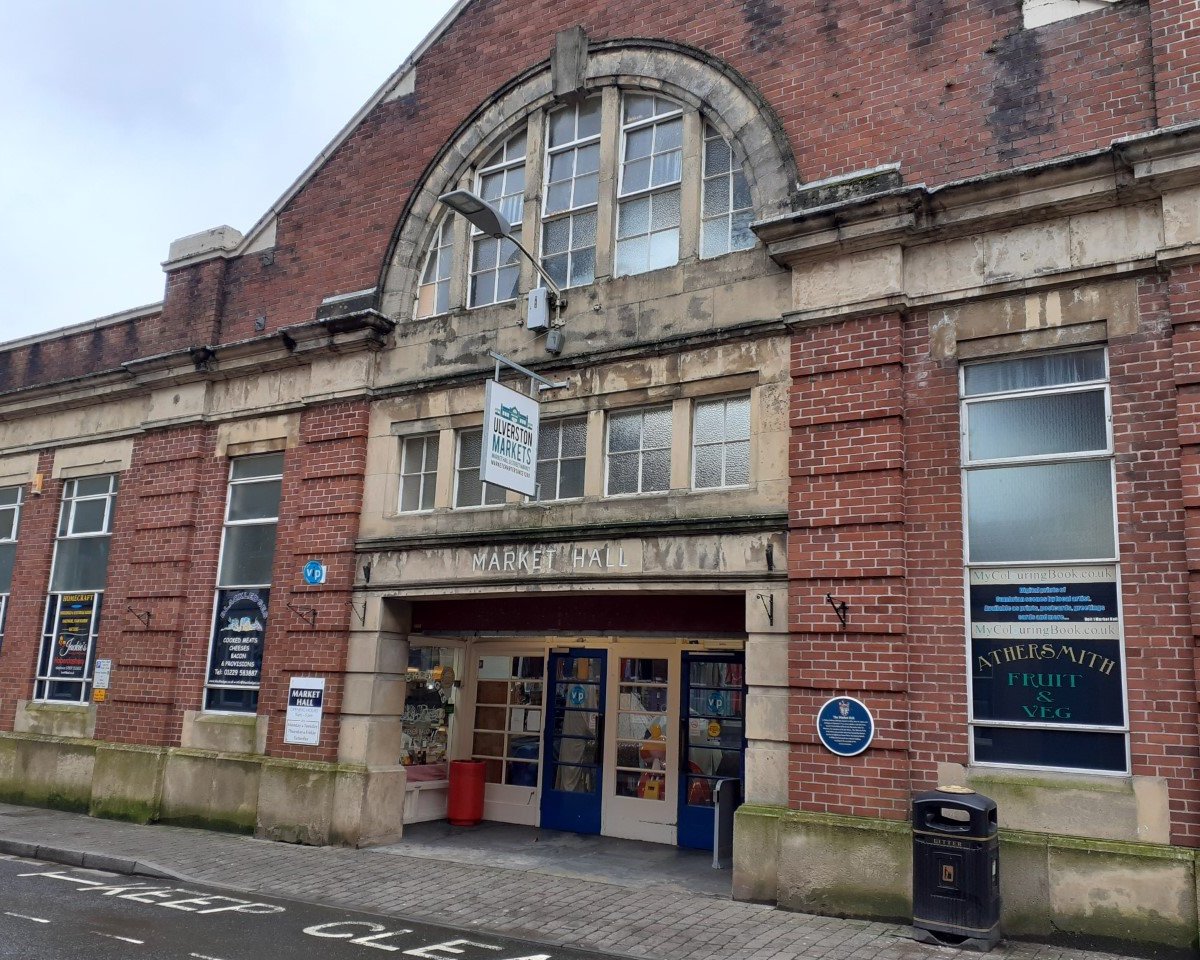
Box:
(189, 954, 230, 960)
(94, 931, 145, 944)
(4, 912, 50, 923)
(18, 870, 285, 914)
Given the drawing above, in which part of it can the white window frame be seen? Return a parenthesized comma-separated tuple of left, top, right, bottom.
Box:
(414, 217, 455, 319)
(469, 133, 527, 308)
(35, 475, 118, 704)
(540, 98, 602, 290)
(614, 94, 684, 277)
(0, 485, 22, 651)
(960, 347, 1129, 776)
(700, 123, 755, 259)
(454, 428, 507, 509)
(604, 406, 673, 497)
(535, 416, 588, 502)
(203, 454, 284, 714)
(691, 394, 752, 490)
(399, 433, 440, 513)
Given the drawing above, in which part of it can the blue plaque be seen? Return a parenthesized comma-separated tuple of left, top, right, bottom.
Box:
(303, 560, 326, 585)
(816, 696, 874, 757)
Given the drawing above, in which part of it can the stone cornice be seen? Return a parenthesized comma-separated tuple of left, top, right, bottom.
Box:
(756, 124, 1200, 269)
(0, 313, 395, 423)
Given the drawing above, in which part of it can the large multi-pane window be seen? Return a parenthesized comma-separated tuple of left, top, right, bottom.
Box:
(615, 95, 683, 276)
(415, 218, 455, 319)
(535, 417, 587, 501)
(205, 453, 283, 712)
(700, 123, 755, 258)
(455, 429, 507, 508)
(471, 133, 527, 307)
(606, 407, 672, 495)
(36, 475, 118, 703)
(0, 486, 22, 653)
(472, 655, 545, 786)
(962, 348, 1126, 773)
(399, 434, 439, 513)
(692, 395, 751, 489)
(541, 98, 601, 290)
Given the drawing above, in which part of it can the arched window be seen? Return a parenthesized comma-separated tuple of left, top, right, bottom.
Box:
(414, 217, 454, 319)
(701, 123, 755, 258)
(470, 132, 527, 307)
(541, 98, 602, 291)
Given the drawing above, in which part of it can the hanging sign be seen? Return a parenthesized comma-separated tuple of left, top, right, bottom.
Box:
(50, 593, 95, 680)
(208, 589, 268, 687)
(284, 677, 326, 746)
(481, 379, 539, 497)
(816, 696, 875, 757)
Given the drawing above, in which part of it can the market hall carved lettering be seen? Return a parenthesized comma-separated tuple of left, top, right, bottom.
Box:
(470, 544, 629, 575)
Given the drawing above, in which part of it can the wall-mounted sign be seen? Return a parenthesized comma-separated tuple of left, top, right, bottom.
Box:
(303, 560, 327, 586)
(284, 676, 325, 746)
(93, 658, 112, 690)
(969, 566, 1124, 729)
(208, 589, 268, 687)
(49, 593, 95, 680)
(481, 379, 539, 497)
(816, 696, 875, 757)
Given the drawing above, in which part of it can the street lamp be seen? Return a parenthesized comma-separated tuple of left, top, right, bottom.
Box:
(438, 189, 566, 308)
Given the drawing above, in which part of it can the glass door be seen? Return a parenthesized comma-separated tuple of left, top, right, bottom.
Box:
(678, 652, 745, 850)
(541, 649, 607, 834)
(604, 653, 678, 844)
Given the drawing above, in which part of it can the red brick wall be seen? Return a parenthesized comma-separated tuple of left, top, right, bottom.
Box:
(1150, 0, 1200, 127)
(788, 289, 1200, 843)
(0, 402, 368, 765)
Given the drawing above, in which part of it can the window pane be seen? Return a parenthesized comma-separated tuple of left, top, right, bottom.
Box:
(973, 726, 1126, 773)
(70, 498, 108, 535)
(577, 98, 601, 138)
(966, 460, 1115, 562)
(52, 537, 111, 592)
(626, 127, 653, 161)
(231, 453, 284, 480)
(647, 229, 679, 271)
(615, 237, 647, 277)
(725, 396, 751, 440)
(549, 108, 575, 147)
(536, 461, 558, 500)
(725, 441, 750, 485)
(701, 218, 729, 258)
(968, 390, 1107, 460)
(642, 449, 671, 491)
(731, 209, 755, 249)
(573, 210, 597, 247)
(0, 542, 14, 593)
(651, 151, 682, 187)
(74, 476, 114, 497)
(0, 487, 20, 507)
(964, 349, 1106, 396)
(219, 524, 277, 586)
(561, 418, 587, 457)
(570, 247, 596, 287)
(704, 175, 730, 217)
(643, 408, 672, 448)
(609, 412, 641, 452)
(694, 447, 723, 489)
(704, 133, 731, 175)
(400, 476, 422, 512)
(227, 479, 282, 522)
(733, 170, 752, 210)
(618, 196, 650, 239)
(623, 158, 651, 195)
(608, 452, 639, 494)
(457, 471, 483, 507)
(559, 458, 585, 499)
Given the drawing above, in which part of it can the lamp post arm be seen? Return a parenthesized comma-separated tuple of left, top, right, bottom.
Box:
(505, 233, 566, 305)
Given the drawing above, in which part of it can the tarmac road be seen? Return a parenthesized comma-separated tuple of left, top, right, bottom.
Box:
(0, 854, 616, 960)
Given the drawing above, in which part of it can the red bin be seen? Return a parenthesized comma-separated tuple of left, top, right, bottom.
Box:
(447, 759, 486, 826)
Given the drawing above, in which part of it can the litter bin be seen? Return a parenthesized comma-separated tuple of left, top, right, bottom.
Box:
(447, 759, 486, 826)
(912, 786, 1000, 948)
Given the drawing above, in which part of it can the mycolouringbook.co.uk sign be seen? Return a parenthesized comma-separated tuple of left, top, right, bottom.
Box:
(481, 379, 539, 497)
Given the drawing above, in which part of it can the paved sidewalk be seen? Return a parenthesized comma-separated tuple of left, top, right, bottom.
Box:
(0, 802, 1141, 960)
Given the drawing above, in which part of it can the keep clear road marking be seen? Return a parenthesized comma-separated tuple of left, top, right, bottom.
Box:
(94, 932, 145, 944)
(190, 954, 230, 960)
(4, 912, 50, 923)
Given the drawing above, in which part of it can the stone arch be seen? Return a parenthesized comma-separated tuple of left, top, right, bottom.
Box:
(378, 38, 799, 318)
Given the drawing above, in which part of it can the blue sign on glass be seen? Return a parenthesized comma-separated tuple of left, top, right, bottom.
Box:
(816, 696, 874, 757)
(568, 683, 587, 706)
(303, 560, 326, 586)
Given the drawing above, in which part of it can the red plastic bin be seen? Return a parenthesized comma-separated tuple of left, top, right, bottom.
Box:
(447, 759, 486, 826)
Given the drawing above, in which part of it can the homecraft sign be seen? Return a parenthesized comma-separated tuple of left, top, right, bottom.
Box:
(482, 379, 539, 497)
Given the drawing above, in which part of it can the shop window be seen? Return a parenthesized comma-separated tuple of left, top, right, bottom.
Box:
(700, 123, 755, 258)
(402, 646, 458, 779)
(615, 95, 683, 277)
(470, 132, 527, 307)
(399, 433, 439, 513)
(415, 217, 455, 319)
(0, 485, 23, 654)
(962, 348, 1126, 773)
(35, 475, 118, 703)
(541, 98, 602, 290)
(535, 416, 586, 501)
(204, 453, 284, 713)
(692, 394, 751, 489)
(454, 428, 507, 508)
(472, 655, 545, 786)
(606, 406, 672, 495)
(614, 658, 669, 801)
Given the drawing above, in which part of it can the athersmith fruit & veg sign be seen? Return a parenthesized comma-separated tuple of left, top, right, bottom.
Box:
(481, 379, 539, 497)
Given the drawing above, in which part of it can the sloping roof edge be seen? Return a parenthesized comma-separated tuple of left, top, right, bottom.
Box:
(235, 0, 476, 255)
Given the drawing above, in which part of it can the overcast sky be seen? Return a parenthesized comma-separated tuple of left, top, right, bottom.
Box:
(0, 0, 456, 344)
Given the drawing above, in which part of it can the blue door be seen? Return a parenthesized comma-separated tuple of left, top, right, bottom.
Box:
(541, 649, 607, 834)
(678, 652, 745, 850)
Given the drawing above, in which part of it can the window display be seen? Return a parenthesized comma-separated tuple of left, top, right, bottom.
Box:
(402, 646, 458, 779)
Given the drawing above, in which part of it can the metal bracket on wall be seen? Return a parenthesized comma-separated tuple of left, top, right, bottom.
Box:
(347, 598, 367, 626)
(755, 592, 774, 627)
(286, 602, 317, 628)
(126, 606, 152, 629)
(825, 593, 849, 630)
